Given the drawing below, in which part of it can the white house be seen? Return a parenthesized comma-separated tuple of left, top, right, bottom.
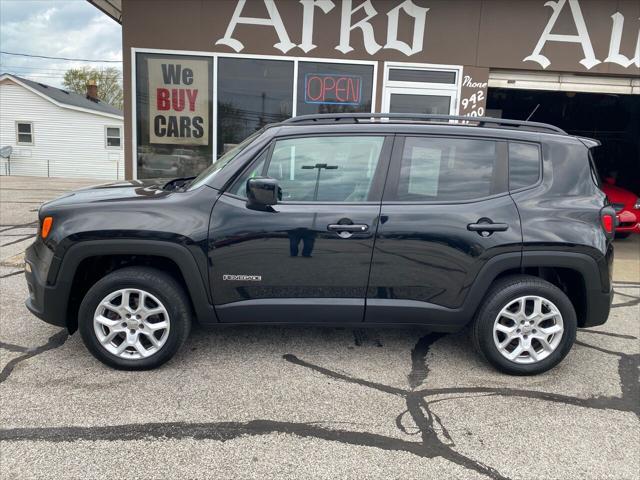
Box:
(0, 74, 124, 179)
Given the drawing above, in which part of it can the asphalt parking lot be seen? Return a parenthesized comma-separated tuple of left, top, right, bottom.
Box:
(1, 175, 638, 480)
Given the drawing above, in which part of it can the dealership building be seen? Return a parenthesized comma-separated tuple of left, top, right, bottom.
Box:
(89, 0, 640, 192)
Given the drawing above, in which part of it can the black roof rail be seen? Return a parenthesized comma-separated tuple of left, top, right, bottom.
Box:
(281, 113, 568, 135)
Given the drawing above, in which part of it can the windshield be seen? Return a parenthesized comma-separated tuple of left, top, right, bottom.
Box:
(188, 129, 264, 190)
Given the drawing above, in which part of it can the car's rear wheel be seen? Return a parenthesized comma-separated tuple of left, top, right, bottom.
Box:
(79, 267, 191, 370)
(472, 275, 577, 375)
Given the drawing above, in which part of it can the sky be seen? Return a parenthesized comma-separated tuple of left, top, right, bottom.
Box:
(0, 0, 122, 88)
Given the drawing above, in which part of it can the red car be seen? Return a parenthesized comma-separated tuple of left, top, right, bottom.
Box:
(601, 178, 640, 238)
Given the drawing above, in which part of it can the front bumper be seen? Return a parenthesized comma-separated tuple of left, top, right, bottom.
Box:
(24, 241, 68, 328)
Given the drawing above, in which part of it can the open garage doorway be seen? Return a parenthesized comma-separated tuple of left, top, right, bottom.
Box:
(486, 88, 640, 196)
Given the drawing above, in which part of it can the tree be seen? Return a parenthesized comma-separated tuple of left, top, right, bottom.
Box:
(63, 67, 123, 110)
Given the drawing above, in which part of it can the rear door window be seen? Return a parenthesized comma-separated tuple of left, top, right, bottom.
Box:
(390, 137, 503, 202)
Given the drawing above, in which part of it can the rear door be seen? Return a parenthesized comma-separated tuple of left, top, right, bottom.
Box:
(208, 134, 393, 324)
(365, 134, 522, 326)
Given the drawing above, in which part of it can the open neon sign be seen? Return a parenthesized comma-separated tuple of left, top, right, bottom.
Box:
(304, 73, 362, 106)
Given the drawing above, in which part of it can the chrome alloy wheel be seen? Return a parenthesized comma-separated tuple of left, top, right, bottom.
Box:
(493, 295, 564, 364)
(93, 288, 170, 360)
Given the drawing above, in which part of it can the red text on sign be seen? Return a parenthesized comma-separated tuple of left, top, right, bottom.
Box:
(305, 75, 361, 104)
(156, 88, 199, 111)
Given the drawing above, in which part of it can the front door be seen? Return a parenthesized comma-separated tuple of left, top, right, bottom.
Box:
(208, 134, 392, 324)
(365, 135, 522, 327)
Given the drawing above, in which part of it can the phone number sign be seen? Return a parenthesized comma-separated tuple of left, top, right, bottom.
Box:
(304, 73, 362, 106)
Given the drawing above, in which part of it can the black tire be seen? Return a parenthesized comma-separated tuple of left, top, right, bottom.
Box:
(472, 275, 577, 375)
(78, 266, 191, 370)
(615, 232, 631, 239)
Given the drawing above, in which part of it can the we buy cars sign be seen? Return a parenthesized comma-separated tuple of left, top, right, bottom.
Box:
(148, 58, 209, 145)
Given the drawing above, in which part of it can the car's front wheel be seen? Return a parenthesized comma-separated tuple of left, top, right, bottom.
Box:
(472, 275, 577, 375)
(79, 267, 191, 370)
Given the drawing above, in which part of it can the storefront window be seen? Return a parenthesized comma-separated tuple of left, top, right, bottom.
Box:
(217, 57, 293, 156)
(389, 93, 451, 114)
(135, 53, 213, 179)
(296, 62, 374, 116)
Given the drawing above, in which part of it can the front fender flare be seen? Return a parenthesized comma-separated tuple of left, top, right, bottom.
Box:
(50, 240, 217, 329)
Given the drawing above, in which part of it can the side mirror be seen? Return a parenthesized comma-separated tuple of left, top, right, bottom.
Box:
(246, 177, 280, 209)
(604, 177, 615, 185)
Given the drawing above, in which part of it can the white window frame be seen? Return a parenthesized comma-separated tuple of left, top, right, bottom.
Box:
(131, 47, 378, 180)
(381, 62, 463, 116)
(15, 121, 34, 145)
(105, 125, 122, 149)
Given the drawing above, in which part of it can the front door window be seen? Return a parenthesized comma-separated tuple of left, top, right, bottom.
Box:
(266, 136, 385, 202)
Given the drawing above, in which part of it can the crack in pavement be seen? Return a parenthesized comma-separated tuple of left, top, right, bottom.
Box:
(0, 331, 68, 384)
(2, 331, 637, 479)
(574, 340, 639, 419)
(407, 332, 446, 389)
(0, 341, 31, 353)
(1, 287, 638, 479)
(0, 234, 36, 248)
(0, 418, 505, 480)
(0, 353, 507, 480)
(579, 330, 637, 340)
(611, 289, 640, 309)
(0, 222, 38, 234)
(283, 332, 639, 478)
(0, 270, 24, 279)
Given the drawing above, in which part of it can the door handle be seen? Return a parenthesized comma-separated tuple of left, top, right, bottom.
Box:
(327, 223, 369, 239)
(327, 224, 369, 232)
(467, 223, 508, 232)
(467, 219, 508, 237)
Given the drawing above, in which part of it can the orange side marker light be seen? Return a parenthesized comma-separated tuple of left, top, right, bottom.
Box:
(41, 216, 53, 239)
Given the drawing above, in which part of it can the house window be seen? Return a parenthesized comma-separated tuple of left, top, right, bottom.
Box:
(16, 122, 33, 145)
(105, 126, 122, 148)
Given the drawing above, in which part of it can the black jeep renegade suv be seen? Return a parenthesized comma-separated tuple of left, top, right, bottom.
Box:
(24, 114, 615, 374)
